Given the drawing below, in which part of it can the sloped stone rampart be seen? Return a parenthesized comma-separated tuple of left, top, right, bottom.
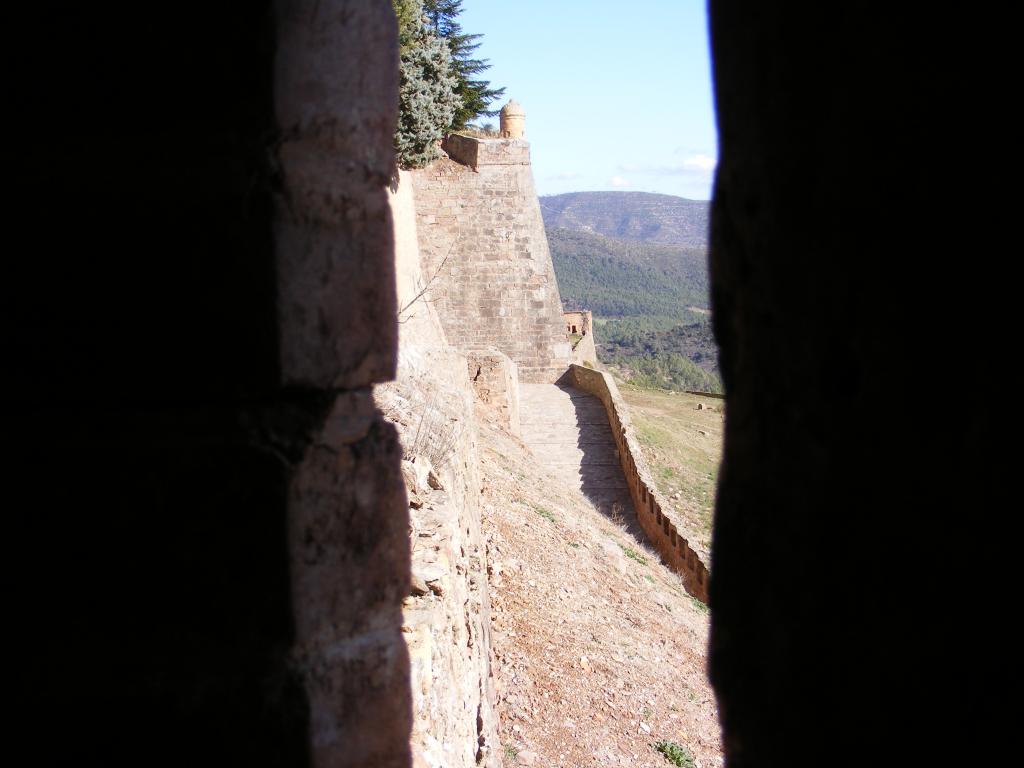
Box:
(410, 139, 571, 383)
(384, 171, 500, 768)
(566, 365, 711, 602)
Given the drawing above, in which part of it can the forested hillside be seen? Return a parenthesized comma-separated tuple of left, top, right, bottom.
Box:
(541, 191, 709, 247)
(546, 223, 722, 393)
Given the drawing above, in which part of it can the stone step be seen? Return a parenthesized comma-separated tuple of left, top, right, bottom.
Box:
(519, 427, 615, 442)
(528, 445, 620, 465)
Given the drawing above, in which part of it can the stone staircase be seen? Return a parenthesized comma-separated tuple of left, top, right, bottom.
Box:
(519, 383, 637, 532)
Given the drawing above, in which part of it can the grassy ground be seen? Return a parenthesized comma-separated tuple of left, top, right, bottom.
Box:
(616, 381, 724, 557)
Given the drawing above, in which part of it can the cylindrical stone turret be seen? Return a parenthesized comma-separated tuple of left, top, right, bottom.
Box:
(499, 100, 526, 139)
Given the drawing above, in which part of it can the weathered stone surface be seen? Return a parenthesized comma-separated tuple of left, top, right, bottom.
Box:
(10, 2, 406, 767)
(444, 134, 531, 169)
(563, 310, 597, 365)
(382, 171, 501, 768)
(411, 140, 572, 382)
(468, 349, 522, 435)
(289, 392, 411, 768)
(275, 0, 399, 390)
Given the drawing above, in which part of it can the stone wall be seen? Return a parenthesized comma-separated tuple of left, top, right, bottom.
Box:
(565, 365, 710, 602)
(410, 137, 571, 383)
(275, 4, 413, 766)
(382, 171, 500, 768)
(564, 310, 598, 365)
(444, 134, 531, 170)
(467, 349, 522, 436)
(9, 2, 412, 767)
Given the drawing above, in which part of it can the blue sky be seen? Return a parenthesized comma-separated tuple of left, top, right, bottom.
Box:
(459, 0, 718, 200)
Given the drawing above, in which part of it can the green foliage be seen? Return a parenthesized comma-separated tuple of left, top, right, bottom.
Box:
(688, 595, 710, 615)
(598, 316, 722, 392)
(548, 228, 709, 318)
(653, 740, 696, 767)
(423, 0, 505, 130)
(619, 544, 649, 565)
(531, 504, 556, 523)
(547, 227, 722, 393)
(393, 0, 420, 48)
(393, 1, 460, 168)
(614, 349, 722, 394)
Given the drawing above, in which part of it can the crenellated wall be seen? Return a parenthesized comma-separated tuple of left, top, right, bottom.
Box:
(565, 364, 710, 602)
(410, 136, 572, 383)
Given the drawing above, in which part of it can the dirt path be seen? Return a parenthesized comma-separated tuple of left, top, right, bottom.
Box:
(480, 416, 722, 768)
(519, 383, 639, 538)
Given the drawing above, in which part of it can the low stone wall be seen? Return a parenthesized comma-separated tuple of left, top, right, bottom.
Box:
(565, 364, 711, 602)
(443, 134, 531, 169)
(684, 390, 725, 400)
(466, 349, 521, 436)
(563, 310, 597, 366)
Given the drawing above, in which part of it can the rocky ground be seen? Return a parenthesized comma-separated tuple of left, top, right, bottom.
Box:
(478, 416, 723, 768)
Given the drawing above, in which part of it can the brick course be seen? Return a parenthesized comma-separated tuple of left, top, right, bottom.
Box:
(410, 138, 571, 382)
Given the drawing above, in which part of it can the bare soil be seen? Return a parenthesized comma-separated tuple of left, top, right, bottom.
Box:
(479, 417, 722, 768)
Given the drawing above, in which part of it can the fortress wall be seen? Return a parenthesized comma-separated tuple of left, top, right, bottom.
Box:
(466, 349, 521, 436)
(382, 172, 501, 768)
(566, 364, 711, 602)
(570, 332, 597, 366)
(410, 138, 572, 383)
(563, 310, 598, 365)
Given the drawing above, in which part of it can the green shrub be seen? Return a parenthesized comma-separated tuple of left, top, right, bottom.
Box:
(688, 595, 710, 615)
(619, 543, 649, 565)
(653, 740, 695, 767)
(530, 504, 555, 523)
(393, 2, 460, 168)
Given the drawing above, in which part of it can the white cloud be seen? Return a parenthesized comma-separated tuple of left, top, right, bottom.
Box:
(545, 171, 582, 181)
(617, 152, 718, 177)
(682, 153, 717, 171)
(610, 176, 632, 188)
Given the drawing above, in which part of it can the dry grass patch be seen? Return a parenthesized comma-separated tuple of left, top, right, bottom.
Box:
(616, 382, 724, 556)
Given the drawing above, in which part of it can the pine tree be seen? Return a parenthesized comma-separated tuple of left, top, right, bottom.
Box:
(393, 0, 420, 49)
(393, 1, 461, 168)
(423, 0, 505, 131)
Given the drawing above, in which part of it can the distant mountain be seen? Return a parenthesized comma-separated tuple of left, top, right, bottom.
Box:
(547, 228, 709, 318)
(543, 192, 720, 390)
(540, 191, 710, 248)
(546, 226, 721, 391)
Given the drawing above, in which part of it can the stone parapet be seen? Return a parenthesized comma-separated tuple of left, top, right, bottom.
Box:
(564, 310, 597, 365)
(564, 364, 711, 602)
(443, 134, 531, 170)
(466, 348, 521, 436)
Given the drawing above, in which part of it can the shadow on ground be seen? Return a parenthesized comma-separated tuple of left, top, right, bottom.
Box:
(519, 382, 649, 545)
